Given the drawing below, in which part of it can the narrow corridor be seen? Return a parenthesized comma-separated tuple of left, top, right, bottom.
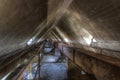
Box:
(22, 40, 97, 80)
(0, 0, 120, 80)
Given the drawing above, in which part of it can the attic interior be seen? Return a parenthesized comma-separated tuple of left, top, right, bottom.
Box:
(0, 0, 120, 80)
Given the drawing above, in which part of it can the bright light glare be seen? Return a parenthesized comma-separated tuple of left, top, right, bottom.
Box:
(27, 39, 33, 45)
(83, 37, 92, 45)
(93, 39, 97, 42)
(64, 38, 69, 42)
(27, 37, 35, 45)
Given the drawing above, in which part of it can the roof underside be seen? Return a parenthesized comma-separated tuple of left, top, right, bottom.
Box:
(0, 0, 120, 58)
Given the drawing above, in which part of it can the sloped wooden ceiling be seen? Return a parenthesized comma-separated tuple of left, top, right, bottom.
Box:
(0, 0, 63, 56)
(53, 0, 120, 58)
(0, 0, 120, 58)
